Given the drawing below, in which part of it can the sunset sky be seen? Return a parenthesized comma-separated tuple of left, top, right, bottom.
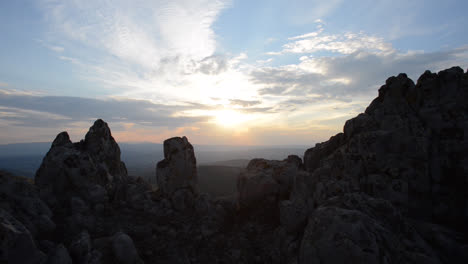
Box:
(0, 0, 467, 145)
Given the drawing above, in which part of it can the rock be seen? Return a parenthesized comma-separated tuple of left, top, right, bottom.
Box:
(171, 188, 195, 211)
(0, 209, 47, 264)
(304, 133, 345, 172)
(0, 171, 54, 238)
(84, 119, 128, 182)
(156, 136, 198, 196)
(36, 119, 127, 207)
(71, 197, 89, 215)
(111, 232, 142, 264)
(48, 244, 72, 264)
(69, 230, 92, 264)
(156, 136, 198, 211)
(237, 155, 302, 209)
(298, 193, 442, 264)
(303, 67, 468, 230)
(35, 119, 129, 240)
(279, 199, 307, 234)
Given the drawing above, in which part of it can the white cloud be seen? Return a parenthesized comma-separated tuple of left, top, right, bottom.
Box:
(49, 45, 64, 52)
(283, 31, 394, 55)
(288, 28, 324, 40)
(252, 46, 468, 102)
(58, 56, 80, 64)
(40, 0, 232, 100)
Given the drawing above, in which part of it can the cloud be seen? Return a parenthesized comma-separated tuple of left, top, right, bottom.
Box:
(252, 46, 468, 103)
(49, 45, 64, 52)
(58, 56, 80, 64)
(194, 54, 228, 75)
(288, 28, 324, 40)
(279, 29, 394, 55)
(0, 91, 210, 129)
(35, 39, 65, 52)
(0, 82, 8, 87)
(39, 0, 232, 98)
(229, 99, 261, 107)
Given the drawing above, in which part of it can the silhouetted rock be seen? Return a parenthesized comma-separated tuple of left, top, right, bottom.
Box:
(156, 136, 198, 210)
(0, 209, 47, 264)
(36, 119, 128, 210)
(69, 230, 92, 264)
(237, 155, 302, 209)
(0, 171, 54, 239)
(156, 137, 198, 195)
(111, 232, 142, 264)
(293, 67, 468, 263)
(48, 244, 72, 264)
(84, 119, 128, 182)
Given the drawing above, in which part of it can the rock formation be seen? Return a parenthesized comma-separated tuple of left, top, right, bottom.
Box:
(156, 136, 198, 211)
(295, 67, 468, 263)
(0, 67, 467, 263)
(237, 155, 303, 209)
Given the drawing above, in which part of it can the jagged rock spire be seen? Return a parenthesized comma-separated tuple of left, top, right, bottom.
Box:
(84, 119, 127, 180)
(35, 119, 128, 209)
(52, 131, 72, 148)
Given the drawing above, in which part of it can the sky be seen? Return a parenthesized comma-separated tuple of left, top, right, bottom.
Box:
(0, 0, 467, 145)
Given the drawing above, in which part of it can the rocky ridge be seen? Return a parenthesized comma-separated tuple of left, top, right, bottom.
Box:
(0, 66, 467, 263)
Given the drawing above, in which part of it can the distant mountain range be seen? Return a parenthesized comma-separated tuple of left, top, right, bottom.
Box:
(0, 141, 306, 179)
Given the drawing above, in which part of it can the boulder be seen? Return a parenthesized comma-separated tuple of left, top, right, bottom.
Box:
(0, 171, 54, 238)
(48, 244, 72, 264)
(298, 193, 442, 264)
(237, 155, 302, 209)
(111, 232, 142, 264)
(0, 209, 47, 264)
(69, 230, 92, 264)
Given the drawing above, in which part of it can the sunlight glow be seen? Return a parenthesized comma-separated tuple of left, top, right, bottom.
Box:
(214, 109, 250, 127)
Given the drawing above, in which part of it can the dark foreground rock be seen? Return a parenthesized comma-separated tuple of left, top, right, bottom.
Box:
(0, 67, 467, 263)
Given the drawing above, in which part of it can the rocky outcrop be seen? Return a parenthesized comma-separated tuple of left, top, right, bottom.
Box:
(291, 67, 468, 263)
(237, 155, 302, 209)
(156, 136, 198, 210)
(302, 67, 468, 228)
(0, 208, 47, 264)
(111, 232, 143, 264)
(0, 171, 54, 239)
(156, 136, 198, 195)
(35, 119, 128, 212)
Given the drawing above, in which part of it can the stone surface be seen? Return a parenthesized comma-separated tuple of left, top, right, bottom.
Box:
(0, 209, 47, 264)
(48, 244, 72, 264)
(111, 232, 142, 264)
(0, 171, 54, 238)
(237, 155, 302, 209)
(156, 136, 198, 196)
(69, 230, 92, 264)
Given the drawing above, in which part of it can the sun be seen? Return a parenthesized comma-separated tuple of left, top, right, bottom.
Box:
(214, 109, 249, 127)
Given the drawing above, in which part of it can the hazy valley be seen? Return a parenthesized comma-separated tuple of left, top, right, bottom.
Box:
(0, 142, 305, 198)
